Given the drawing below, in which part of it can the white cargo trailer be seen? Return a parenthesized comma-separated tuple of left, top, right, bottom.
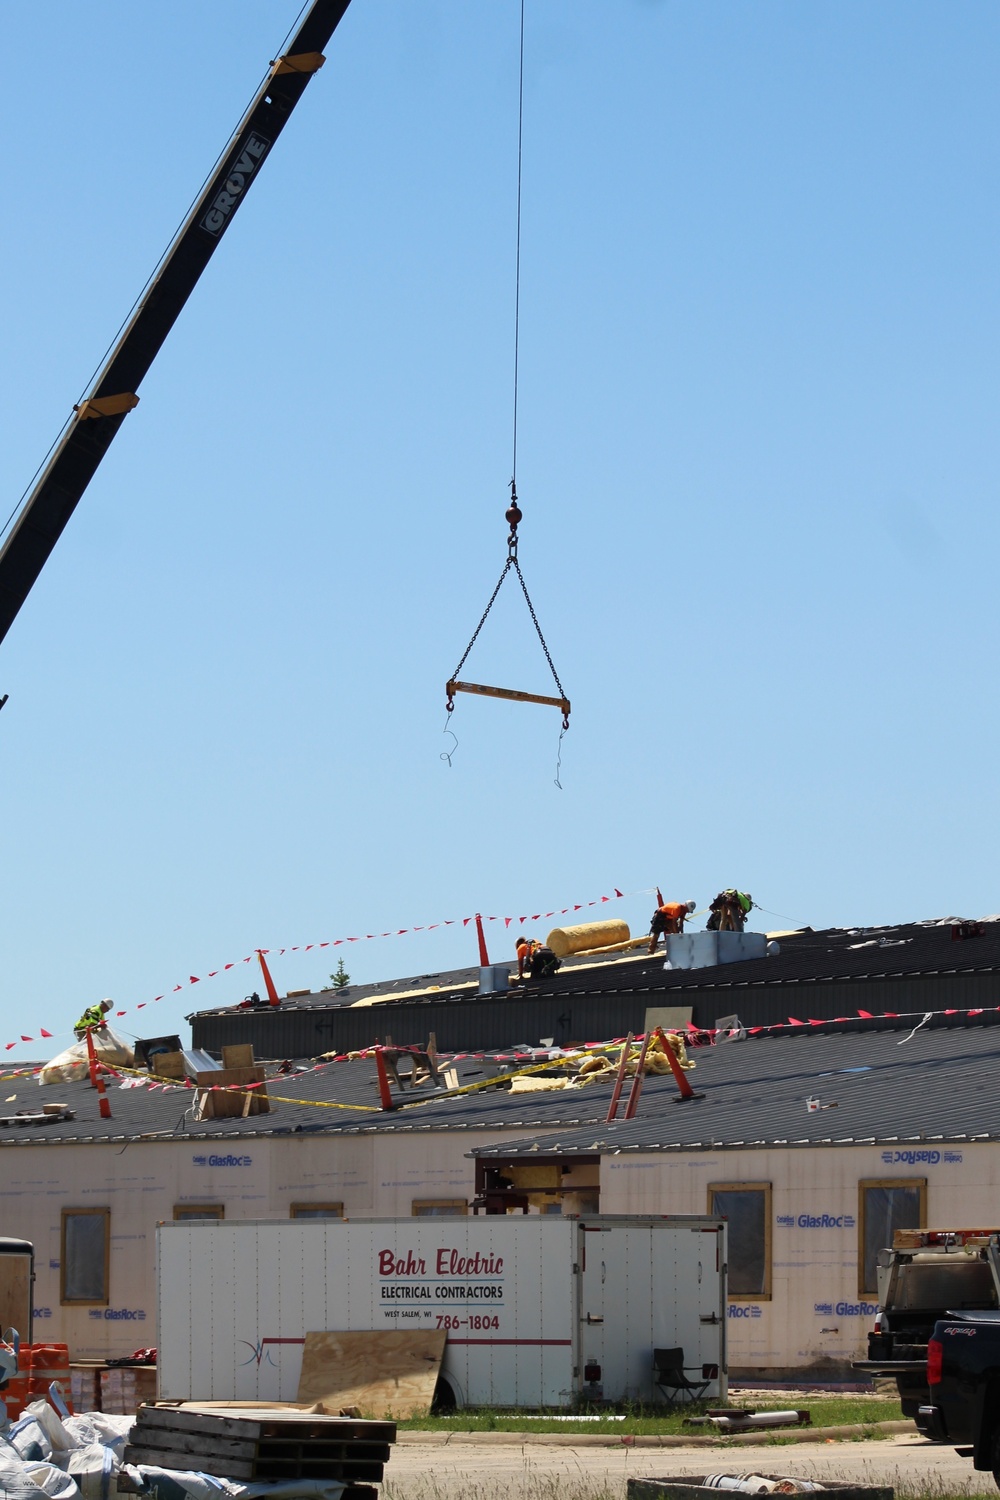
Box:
(157, 1215, 727, 1408)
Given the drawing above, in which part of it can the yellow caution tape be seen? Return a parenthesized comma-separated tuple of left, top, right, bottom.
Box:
(99, 1041, 630, 1119)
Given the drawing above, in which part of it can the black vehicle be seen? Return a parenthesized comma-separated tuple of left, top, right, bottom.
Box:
(853, 1228, 1000, 1426)
(919, 1310, 1000, 1487)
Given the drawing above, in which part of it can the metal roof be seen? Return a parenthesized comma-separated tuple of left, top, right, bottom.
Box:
(188, 919, 1000, 1058)
(10, 1005, 1000, 1151)
(471, 1009, 1000, 1156)
(0, 1048, 631, 1146)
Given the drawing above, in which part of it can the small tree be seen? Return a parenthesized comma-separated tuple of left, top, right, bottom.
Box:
(329, 957, 351, 990)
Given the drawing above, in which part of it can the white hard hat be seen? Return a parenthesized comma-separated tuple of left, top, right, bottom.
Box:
(686, 900, 697, 912)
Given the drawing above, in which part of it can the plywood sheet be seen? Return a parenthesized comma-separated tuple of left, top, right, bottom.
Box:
(296, 1330, 446, 1418)
(222, 1044, 255, 1069)
(643, 1005, 693, 1034)
(0, 1253, 31, 1337)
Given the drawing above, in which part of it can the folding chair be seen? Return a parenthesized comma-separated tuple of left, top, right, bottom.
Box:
(652, 1347, 714, 1406)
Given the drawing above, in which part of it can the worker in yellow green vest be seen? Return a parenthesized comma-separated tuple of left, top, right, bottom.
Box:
(74, 998, 112, 1039)
(707, 890, 754, 932)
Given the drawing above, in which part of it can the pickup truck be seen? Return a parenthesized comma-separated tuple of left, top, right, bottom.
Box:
(853, 1228, 1000, 1424)
(920, 1310, 1000, 1487)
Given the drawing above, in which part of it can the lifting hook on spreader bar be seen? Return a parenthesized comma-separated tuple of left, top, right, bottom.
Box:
(0, 695, 8, 714)
(446, 679, 570, 730)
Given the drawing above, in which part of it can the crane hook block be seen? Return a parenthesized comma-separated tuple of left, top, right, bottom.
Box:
(446, 678, 570, 719)
(74, 393, 139, 420)
(271, 52, 326, 76)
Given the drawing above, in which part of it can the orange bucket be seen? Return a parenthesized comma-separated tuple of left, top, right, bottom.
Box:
(26, 1344, 73, 1413)
(3, 1371, 30, 1420)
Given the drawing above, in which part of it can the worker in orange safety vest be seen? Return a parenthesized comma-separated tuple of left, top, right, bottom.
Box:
(515, 935, 561, 983)
(648, 900, 697, 955)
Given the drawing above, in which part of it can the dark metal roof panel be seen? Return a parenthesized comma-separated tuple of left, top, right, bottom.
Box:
(189, 922, 1000, 1060)
(13, 1008, 1000, 1153)
(472, 1012, 1000, 1155)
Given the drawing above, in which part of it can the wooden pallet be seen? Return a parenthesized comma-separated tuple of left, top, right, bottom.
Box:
(124, 1405, 396, 1483)
(0, 1108, 74, 1127)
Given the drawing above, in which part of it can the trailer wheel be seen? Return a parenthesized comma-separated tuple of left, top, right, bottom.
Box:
(432, 1374, 457, 1413)
(991, 1426, 1000, 1490)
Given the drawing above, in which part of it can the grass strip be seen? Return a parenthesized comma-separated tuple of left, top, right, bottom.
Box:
(395, 1397, 903, 1436)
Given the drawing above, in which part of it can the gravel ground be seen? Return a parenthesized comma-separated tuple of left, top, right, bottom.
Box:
(383, 1433, 996, 1500)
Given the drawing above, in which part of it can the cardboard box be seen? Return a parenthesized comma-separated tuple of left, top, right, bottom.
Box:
(99, 1365, 157, 1414)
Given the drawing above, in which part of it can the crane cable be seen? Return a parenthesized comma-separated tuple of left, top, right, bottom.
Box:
(444, 0, 570, 751)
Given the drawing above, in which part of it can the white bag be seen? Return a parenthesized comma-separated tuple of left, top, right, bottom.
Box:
(67, 1442, 123, 1500)
(39, 1028, 135, 1086)
(6, 1412, 56, 1464)
(23, 1463, 81, 1500)
(62, 1415, 132, 1458)
(0, 1445, 75, 1500)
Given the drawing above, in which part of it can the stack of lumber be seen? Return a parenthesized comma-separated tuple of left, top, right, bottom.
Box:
(124, 1405, 396, 1499)
(0, 1104, 74, 1127)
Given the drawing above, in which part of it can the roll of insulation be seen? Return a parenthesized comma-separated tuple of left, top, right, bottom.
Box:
(545, 920, 630, 957)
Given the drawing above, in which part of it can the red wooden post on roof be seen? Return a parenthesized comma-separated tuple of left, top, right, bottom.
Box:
(374, 1046, 395, 1111)
(84, 1025, 100, 1090)
(655, 1027, 702, 1102)
(83, 1027, 112, 1119)
(474, 914, 490, 967)
(257, 950, 280, 1006)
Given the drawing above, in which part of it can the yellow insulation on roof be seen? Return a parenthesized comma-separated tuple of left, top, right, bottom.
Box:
(546, 919, 630, 957)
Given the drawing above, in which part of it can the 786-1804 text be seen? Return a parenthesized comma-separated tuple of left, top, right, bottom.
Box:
(436, 1314, 500, 1330)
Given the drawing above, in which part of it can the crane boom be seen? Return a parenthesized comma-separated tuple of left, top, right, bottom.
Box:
(0, 0, 352, 652)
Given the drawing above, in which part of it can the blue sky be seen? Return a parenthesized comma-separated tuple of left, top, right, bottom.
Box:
(2, 1, 999, 1058)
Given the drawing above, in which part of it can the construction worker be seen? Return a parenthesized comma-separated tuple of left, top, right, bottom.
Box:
(707, 890, 754, 932)
(73, 998, 113, 1039)
(648, 899, 697, 955)
(515, 935, 562, 983)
